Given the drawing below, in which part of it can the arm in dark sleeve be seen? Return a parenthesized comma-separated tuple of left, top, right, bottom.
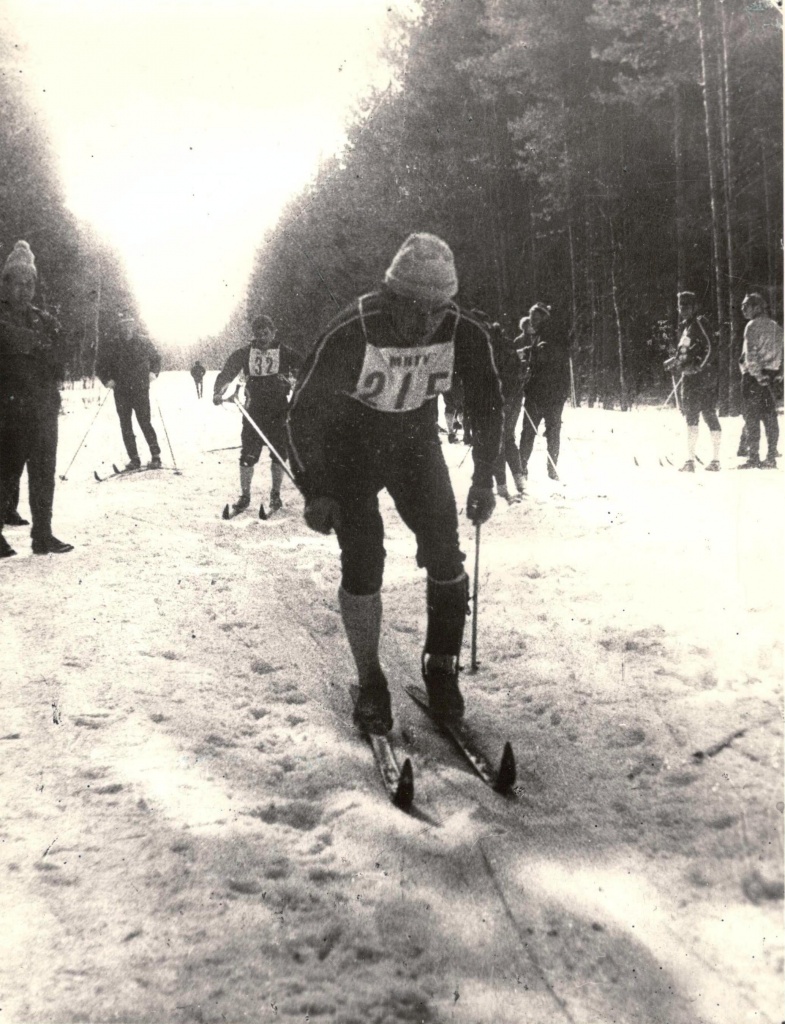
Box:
(456, 319, 504, 488)
(287, 332, 355, 501)
(213, 347, 247, 400)
(147, 340, 162, 377)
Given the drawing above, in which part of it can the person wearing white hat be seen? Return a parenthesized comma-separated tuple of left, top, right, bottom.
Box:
(0, 241, 73, 556)
(287, 233, 504, 734)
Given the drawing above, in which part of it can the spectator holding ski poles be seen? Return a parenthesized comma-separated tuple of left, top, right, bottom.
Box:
(0, 240, 73, 557)
(518, 303, 570, 482)
(738, 292, 783, 469)
(669, 291, 722, 472)
(213, 314, 294, 516)
(287, 232, 504, 735)
(96, 311, 162, 471)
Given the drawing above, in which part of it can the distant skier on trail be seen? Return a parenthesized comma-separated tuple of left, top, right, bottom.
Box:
(738, 292, 783, 469)
(213, 314, 293, 516)
(668, 291, 721, 472)
(287, 232, 504, 734)
(96, 311, 163, 471)
(517, 303, 570, 482)
(0, 240, 73, 557)
(190, 360, 206, 398)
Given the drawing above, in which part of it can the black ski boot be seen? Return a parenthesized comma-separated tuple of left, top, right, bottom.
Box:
(148, 455, 162, 469)
(231, 493, 251, 514)
(0, 535, 17, 558)
(353, 666, 393, 735)
(269, 491, 282, 513)
(421, 654, 464, 722)
(4, 510, 29, 526)
(125, 457, 142, 471)
(32, 536, 74, 555)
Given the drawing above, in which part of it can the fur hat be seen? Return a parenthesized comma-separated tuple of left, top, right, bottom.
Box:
(384, 233, 458, 304)
(2, 240, 37, 281)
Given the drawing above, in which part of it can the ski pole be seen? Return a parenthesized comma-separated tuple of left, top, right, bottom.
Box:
(156, 400, 182, 475)
(229, 395, 299, 487)
(522, 403, 560, 478)
(660, 374, 683, 411)
(59, 389, 111, 480)
(470, 522, 481, 672)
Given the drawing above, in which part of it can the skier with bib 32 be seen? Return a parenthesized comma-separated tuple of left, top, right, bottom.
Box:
(287, 233, 504, 734)
(214, 314, 294, 515)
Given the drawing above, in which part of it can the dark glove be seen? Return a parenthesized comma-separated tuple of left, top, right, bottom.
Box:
(212, 394, 223, 406)
(466, 485, 495, 525)
(304, 496, 341, 535)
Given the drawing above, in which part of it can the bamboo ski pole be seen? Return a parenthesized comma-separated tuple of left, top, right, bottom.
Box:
(470, 522, 481, 672)
(156, 400, 182, 475)
(229, 395, 298, 486)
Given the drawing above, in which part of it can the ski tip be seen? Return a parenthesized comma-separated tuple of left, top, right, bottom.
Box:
(259, 503, 268, 520)
(394, 758, 415, 812)
(112, 464, 121, 474)
(633, 457, 639, 466)
(221, 504, 231, 520)
(495, 741, 517, 794)
(94, 471, 102, 482)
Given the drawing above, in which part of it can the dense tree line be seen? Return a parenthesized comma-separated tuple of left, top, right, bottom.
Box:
(247, 0, 782, 412)
(0, 26, 135, 384)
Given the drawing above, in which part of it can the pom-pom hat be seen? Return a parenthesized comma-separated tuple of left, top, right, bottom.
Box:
(384, 233, 458, 305)
(2, 240, 37, 281)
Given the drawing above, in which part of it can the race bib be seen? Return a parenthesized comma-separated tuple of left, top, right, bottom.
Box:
(248, 346, 280, 377)
(351, 342, 454, 412)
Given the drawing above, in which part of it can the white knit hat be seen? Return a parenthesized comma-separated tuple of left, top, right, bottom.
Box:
(2, 240, 37, 281)
(384, 233, 458, 304)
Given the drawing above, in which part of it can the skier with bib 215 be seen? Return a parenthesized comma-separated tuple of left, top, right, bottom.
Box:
(213, 314, 293, 515)
(287, 233, 504, 734)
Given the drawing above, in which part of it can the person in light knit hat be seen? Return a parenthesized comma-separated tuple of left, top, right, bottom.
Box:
(287, 233, 504, 735)
(0, 241, 73, 556)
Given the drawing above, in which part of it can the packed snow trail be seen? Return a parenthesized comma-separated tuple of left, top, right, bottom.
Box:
(0, 373, 781, 1023)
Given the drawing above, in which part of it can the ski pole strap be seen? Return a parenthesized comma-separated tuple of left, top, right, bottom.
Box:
(230, 395, 299, 489)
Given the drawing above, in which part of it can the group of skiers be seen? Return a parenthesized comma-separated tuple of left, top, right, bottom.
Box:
(1, 231, 782, 741)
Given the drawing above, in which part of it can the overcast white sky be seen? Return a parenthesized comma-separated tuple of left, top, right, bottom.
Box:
(6, 0, 404, 348)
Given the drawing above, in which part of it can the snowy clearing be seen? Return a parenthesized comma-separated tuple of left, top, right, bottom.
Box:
(1, 371, 782, 1024)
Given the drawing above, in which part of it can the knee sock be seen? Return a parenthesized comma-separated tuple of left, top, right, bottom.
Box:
(239, 464, 254, 496)
(270, 460, 283, 496)
(710, 430, 721, 461)
(687, 424, 699, 460)
(424, 573, 469, 660)
(338, 586, 382, 686)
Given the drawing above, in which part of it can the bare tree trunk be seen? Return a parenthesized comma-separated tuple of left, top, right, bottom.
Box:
(696, 0, 730, 414)
(609, 219, 628, 411)
(716, 0, 741, 413)
(673, 84, 687, 293)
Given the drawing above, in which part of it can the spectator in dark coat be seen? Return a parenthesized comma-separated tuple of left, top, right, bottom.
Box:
(97, 312, 162, 470)
(0, 241, 73, 556)
(190, 360, 206, 398)
(518, 303, 571, 481)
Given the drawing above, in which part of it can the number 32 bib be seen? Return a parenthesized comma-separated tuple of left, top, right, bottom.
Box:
(248, 347, 280, 377)
(351, 342, 455, 412)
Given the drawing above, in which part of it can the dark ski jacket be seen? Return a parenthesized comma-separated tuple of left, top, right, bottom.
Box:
(190, 361, 206, 381)
(213, 344, 293, 414)
(287, 291, 504, 499)
(0, 299, 65, 401)
(676, 314, 716, 386)
(517, 319, 571, 406)
(96, 330, 161, 392)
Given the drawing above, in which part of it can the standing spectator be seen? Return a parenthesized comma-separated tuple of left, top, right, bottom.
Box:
(672, 291, 722, 472)
(518, 303, 571, 481)
(97, 312, 162, 470)
(190, 360, 206, 398)
(287, 232, 504, 733)
(0, 241, 73, 557)
(471, 310, 526, 503)
(738, 292, 783, 469)
(213, 314, 293, 515)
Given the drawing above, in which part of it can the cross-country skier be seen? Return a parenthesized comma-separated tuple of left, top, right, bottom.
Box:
(738, 292, 783, 469)
(287, 232, 504, 734)
(0, 241, 73, 557)
(96, 312, 162, 470)
(190, 360, 206, 398)
(670, 291, 721, 472)
(517, 303, 570, 481)
(213, 314, 293, 515)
